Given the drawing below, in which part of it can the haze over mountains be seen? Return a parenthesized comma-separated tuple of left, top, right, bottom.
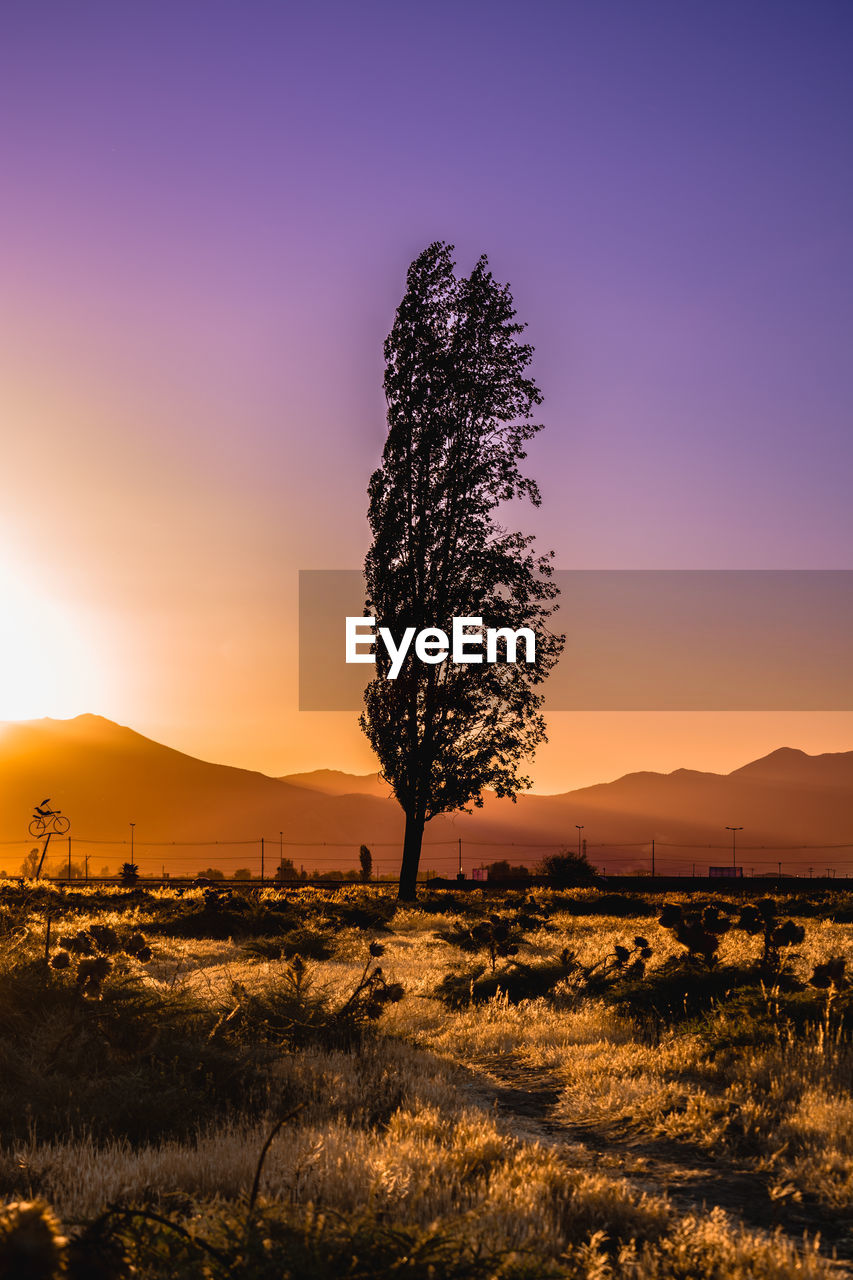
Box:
(279, 769, 391, 799)
(0, 715, 851, 877)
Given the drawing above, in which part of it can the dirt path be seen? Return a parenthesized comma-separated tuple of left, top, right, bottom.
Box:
(462, 1052, 853, 1274)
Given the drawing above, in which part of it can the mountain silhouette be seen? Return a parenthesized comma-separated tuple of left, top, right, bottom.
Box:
(0, 715, 850, 877)
(278, 769, 391, 799)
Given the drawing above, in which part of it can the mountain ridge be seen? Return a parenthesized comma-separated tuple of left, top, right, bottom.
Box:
(1, 716, 851, 876)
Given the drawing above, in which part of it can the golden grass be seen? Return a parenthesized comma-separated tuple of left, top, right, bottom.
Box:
(1, 885, 851, 1278)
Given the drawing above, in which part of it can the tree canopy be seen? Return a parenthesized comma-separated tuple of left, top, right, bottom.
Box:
(361, 242, 563, 900)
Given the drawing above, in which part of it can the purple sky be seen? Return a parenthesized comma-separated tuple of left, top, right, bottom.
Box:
(1, 1, 851, 784)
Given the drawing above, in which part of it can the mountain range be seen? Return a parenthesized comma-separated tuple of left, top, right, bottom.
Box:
(0, 714, 851, 877)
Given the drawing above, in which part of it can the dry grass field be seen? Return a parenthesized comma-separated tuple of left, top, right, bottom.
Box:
(2, 880, 852, 1277)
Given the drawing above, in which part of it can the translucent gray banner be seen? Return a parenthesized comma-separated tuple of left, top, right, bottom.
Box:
(298, 569, 853, 711)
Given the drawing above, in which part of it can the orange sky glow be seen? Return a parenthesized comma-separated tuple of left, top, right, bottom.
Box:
(2, 521, 852, 792)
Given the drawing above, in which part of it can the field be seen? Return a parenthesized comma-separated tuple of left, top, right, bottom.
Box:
(2, 881, 853, 1278)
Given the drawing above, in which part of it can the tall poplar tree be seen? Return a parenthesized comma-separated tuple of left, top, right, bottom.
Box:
(361, 242, 563, 900)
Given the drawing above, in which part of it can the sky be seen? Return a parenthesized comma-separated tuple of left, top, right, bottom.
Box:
(1, 0, 851, 791)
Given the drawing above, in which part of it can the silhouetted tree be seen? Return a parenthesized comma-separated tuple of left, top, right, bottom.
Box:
(485, 860, 530, 882)
(274, 857, 299, 881)
(536, 849, 597, 888)
(119, 862, 139, 886)
(359, 844, 373, 882)
(21, 848, 40, 879)
(362, 242, 563, 900)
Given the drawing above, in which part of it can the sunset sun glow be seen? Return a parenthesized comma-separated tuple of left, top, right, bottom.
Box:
(0, 558, 104, 721)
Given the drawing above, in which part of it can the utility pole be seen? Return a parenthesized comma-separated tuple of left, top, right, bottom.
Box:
(575, 825, 584, 858)
(130, 822, 135, 866)
(35, 832, 52, 879)
(725, 826, 743, 869)
(261, 837, 265, 884)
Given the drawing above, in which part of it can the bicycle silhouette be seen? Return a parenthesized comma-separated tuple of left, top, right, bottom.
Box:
(29, 800, 70, 838)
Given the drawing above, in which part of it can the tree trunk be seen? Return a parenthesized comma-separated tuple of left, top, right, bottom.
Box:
(398, 809, 425, 901)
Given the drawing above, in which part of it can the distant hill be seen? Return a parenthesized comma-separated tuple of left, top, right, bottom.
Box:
(279, 769, 391, 798)
(730, 746, 853, 790)
(0, 715, 851, 878)
(0, 715, 401, 877)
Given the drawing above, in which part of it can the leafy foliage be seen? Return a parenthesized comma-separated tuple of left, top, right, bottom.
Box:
(219, 947, 404, 1051)
(658, 898, 805, 975)
(435, 933, 653, 1008)
(483, 860, 530, 882)
(437, 912, 524, 971)
(536, 850, 598, 888)
(608, 900, 810, 1031)
(0, 953, 261, 1142)
(734, 898, 806, 974)
(242, 927, 334, 962)
(154, 890, 300, 941)
(657, 901, 729, 966)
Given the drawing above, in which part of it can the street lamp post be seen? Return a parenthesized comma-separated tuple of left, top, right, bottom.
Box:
(575, 825, 584, 859)
(725, 826, 743, 869)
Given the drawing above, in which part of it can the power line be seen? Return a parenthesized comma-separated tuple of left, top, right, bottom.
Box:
(5, 833, 853, 850)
